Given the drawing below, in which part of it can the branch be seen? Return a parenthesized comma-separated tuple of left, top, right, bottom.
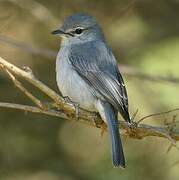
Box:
(4, 69, 43, 108)
(0, 102, 179, 141)
(1, 56, 179, 144)
(0, 56, 100, 122)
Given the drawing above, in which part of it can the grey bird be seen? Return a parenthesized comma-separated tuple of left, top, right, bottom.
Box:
(52, 13, 131, 168)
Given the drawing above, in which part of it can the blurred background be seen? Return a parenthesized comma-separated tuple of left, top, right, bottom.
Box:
(0, 0, 179, 179)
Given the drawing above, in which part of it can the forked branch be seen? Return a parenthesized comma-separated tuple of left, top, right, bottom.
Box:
(0, 56, 179, 145)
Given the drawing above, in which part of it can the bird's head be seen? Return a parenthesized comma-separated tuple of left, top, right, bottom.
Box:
(52, 13, 104, 45)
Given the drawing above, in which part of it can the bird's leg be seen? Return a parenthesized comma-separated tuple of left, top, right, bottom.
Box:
(128, 120, 137, 129)
(90, 112, 99, 126)
(91, 113, 107, 137)
(126, 109, 138, 129)
(73, 102, 80, 121)
(124, 119, 138, 139)
(63, 96, 80, 120)
(63, 96, 71, 103)
(129, 109, 138, 125)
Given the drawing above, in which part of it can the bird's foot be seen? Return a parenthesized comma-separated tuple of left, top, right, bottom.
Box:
(129, 109, 138, 127)
(73, 102, 80, 121)
(91, 113, 101, 128)
(124, 119, 138, 138)
(91, 113, 106, 137)
(63, 96, 80, 120)
(127, 120, 137, 129)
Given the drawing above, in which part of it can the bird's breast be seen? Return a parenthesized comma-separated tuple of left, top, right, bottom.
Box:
(56, 51, 97, 112)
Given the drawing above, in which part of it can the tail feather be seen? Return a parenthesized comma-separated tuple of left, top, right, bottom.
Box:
(96, 100, 125, 168)
(106, 107, 125, 168)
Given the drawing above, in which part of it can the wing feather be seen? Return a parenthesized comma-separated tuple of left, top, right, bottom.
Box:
(68, 42, 130, 121)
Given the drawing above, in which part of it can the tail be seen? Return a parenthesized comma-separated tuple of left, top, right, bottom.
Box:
(96, 100, 125, 168)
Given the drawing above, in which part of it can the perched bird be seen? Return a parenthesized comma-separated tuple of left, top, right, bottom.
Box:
(52, 13, 131, 168)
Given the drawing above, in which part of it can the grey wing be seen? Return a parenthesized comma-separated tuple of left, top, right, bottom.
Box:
(69, 42, 130, 121)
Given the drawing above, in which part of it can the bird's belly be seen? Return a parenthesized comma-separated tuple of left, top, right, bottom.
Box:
(56, 59, 97, 112)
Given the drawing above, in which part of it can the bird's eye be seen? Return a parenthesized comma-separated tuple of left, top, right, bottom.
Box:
(75, 28, 83, 34)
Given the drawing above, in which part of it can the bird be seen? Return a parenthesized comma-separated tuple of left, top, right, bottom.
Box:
(52, 13, 131, 168)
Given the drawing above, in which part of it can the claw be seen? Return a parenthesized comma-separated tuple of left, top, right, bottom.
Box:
(74, 102, 80, 121)
(91, 113, 106, 137)
(91, 113, 101, 127)
(63, 96, 80, 120)
(63, 96, 71, 103)
(128, 121, 137, 129)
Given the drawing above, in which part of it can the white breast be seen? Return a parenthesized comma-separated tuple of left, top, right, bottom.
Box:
(56, 50, 97, 112)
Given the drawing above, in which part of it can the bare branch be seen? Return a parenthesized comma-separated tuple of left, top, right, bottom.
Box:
(0, 102, 179, 142)
(0, 56, 98, 122)
(4, 69, 43, 108)
(1, 56, 179, 144)
(0, 102, 64, 118)
(137, 108, 179, 124)
(0, 56, 62, 103)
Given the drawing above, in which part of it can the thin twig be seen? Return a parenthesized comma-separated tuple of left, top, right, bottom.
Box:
(4, 69, 43, 108)
(0, 56, 62, 103)
(0, 102, 67, 119)
(1, 56, 179, 143)
(137, 108, 179, 124)
(1, 102, 179, 141)
(0, 56, 98, 122)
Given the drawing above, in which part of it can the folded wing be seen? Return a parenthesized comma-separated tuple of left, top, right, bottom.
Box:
(68, 42, 130, 121)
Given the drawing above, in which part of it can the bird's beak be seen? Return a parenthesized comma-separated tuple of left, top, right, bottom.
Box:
(51, 29, 65, 35)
